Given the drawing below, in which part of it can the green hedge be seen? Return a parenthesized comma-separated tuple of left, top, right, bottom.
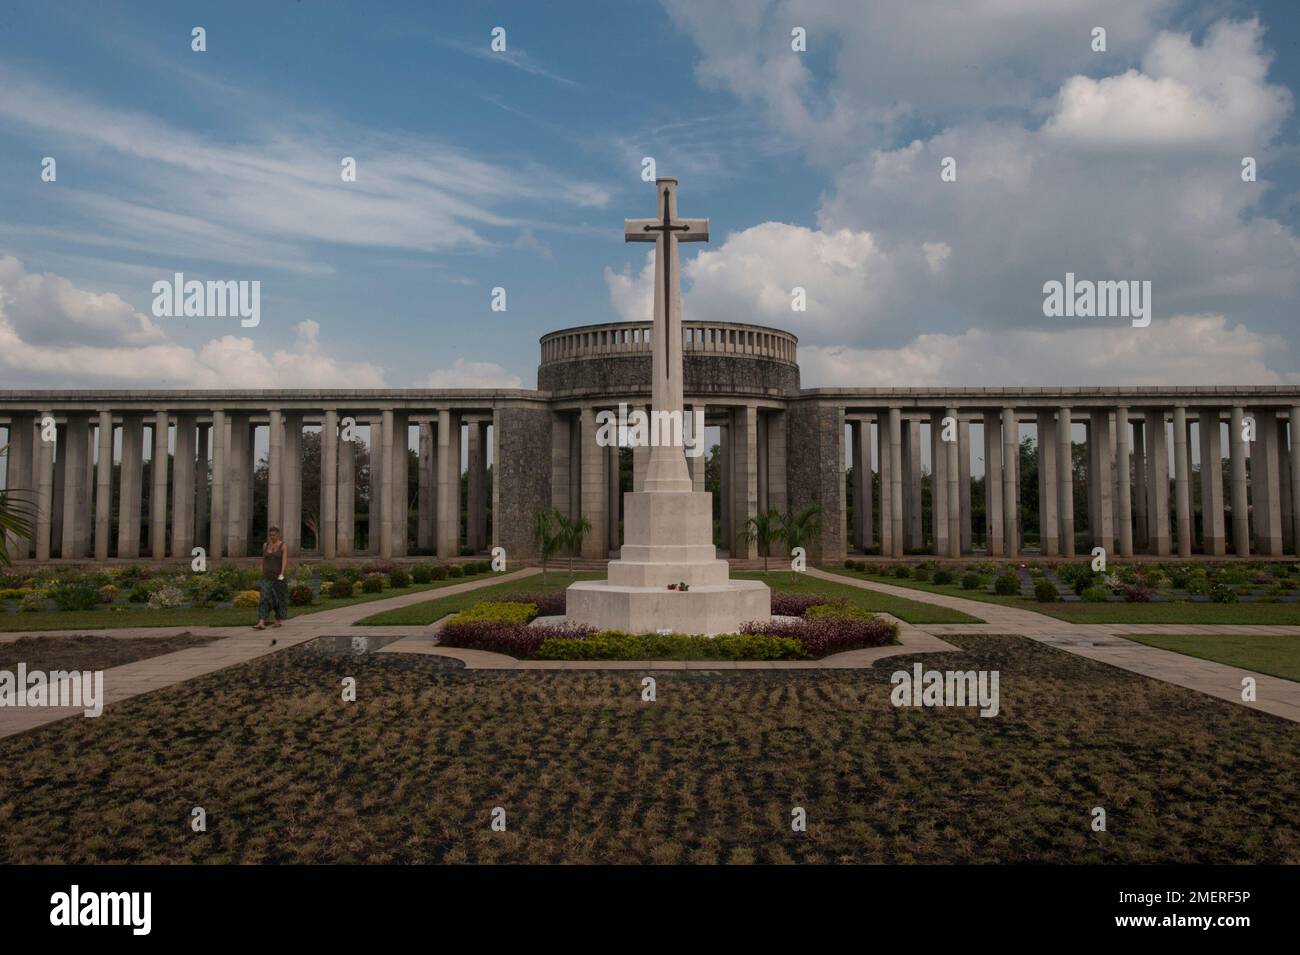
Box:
(537, 631, 808, 661)
(454, 601, 538, 625)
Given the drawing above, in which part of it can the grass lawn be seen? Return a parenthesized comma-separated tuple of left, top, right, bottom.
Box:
(821, 566, 1300, 624)
(355, 570, 982, 627)
(356, 572, 601, 625)
(0, 577, 473, 632)
(0, 633, 222, 671)
(2, 632, 1296, 863)
(736, 572, 981, 624)
(1125, 633, 1300, 683)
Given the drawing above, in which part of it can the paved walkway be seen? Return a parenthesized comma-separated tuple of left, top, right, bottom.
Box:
(807, 567, 1300, 724)
(3, 565, 1299, 736)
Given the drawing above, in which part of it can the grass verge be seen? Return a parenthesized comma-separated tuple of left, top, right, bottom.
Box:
(0, 633, 222, 671)
(1124, 632, 1300, 682)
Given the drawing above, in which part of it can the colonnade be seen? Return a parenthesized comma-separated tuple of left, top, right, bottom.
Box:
(0, 407, 494, 561)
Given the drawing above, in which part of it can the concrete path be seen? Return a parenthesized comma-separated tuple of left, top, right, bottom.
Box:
(808, 567, 1300, 724)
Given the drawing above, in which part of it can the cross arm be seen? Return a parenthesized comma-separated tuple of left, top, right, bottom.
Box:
(675, 218, 709, 242)
(624, 218, 659, 243)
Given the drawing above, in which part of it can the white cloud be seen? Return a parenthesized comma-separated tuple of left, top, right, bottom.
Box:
(422, 359, 522, 389)
(0, 258, 384, 388)
(799, 314, 1290, 387)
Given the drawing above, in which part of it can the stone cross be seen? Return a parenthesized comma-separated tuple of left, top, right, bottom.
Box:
(624, 177, 708, 492)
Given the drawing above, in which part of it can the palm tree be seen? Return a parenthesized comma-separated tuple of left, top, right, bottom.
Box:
(778, 504, 823, 564)
(532, 509, 566, 583)
(0, 445, 36, 568)
(558, 512, 592, 577)
(740, 509, 783, 571)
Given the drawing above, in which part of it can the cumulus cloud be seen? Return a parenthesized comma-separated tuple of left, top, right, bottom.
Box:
(423, 358, 522, 389)
(799, 314, 1290, 387)
(0, 258, 385, 388)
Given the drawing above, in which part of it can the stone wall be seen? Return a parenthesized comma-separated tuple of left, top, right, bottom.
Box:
(785, 400, 845, 561)
(539, 353, 799, 399)
(493, 405, 553, 560)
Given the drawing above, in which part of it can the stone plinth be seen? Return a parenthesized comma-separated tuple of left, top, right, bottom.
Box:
(566, 578, 770, 636)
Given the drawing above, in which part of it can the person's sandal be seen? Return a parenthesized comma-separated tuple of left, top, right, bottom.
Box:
(253, 622, 266, 630)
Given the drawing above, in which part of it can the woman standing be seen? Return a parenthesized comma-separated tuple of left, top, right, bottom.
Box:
(255, 525, 289, 629)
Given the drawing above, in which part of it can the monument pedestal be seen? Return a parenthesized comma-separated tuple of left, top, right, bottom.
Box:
(566, 488, 771, 635)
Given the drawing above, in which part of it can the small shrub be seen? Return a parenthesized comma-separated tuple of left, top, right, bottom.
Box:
(411, 565, 433, 584)
(1033, 578, 1059, 602)
(960, 572, 980, 590)
(1210, 582, 1238, 604)
(330, 578, 354, 600)
(1081, 585, 1110, 602)
(448, 564, 464, 578)
(912, 567, 931, 582)
(146, 585, 187, 610)
(843, 559, 855, 570)
(502, 592, 566, 616)
(19, 592, 45, 612)
(438, 621, 592, 658)
(50, 580, 101, 612)
(993, 572, 1019, 596)
(233, 590, 261, 608)
(97, 583, 118, 604)
(128, 584, 151, 604)
(742, 614, 898, 656)
(429, 565, 449, 581)
(289, 585, 314, 607)
(455, 601, 538, 625)
(0, 588, 34, 600)
(932, 569, 955, 586)
(316, 563, 340, 582)
(538, 631, 808, 661)
(388, 569, 411, 589)
(362, 574, 385, 594)
(893, 566, 912, 579)
(1121, 583, 1153, 603)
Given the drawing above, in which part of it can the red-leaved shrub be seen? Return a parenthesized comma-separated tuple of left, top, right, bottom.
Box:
(438, 621, 594, 658)
(769, 592, 831, 617)
(741, 615, 897, 656)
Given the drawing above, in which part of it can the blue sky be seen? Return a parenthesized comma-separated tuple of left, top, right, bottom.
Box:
(1, 0, 1297, 389)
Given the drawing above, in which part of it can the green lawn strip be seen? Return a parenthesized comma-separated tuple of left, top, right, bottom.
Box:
(4, 632, 1297, 863)
(0, 578, 470, 632)
(0, 633, 224, 672)
(735, 571, 982, 624)
(820, 566, 1300, 624)
(1123, 632, 1300, 683)
(355, 572, 601, 626)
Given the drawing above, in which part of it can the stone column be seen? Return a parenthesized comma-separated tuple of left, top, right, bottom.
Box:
(368, 417, 383, 555)
(1036, 412, 1059, 556)
(94, 411, 113, 560)
(467, 419, 488, 553)
(1292, 407, 1300, 557)
(322, 410, 338, 559)
(225, 414, 250, 558)
(437, 409, 462, 559)
(1089, 410, 1114, 557)
(731, 404, 758, 558)
(390, 411, 409, 558)
(1228, 407, 1249, 556)
(1057, 409, 1075, 557)
(579, 405, 608, 559)
(117, 415, 144, 558)
(209, 411, 226, 559)
(337, 420, 355, 557)
(907, 420, 923, 550)
(1172, 407, 1192, 557)
(1278, 417, 1293, 555)
(983, 411, 1004, 556)
(944, 408, 960, 559)
(33, 412, 55, 561)
(607, 440, 620, 553)
(4, 413, 35, 558)
(930, 411, 949, 556)
(764, 407, 785, 514)
(267, 409, 284, 538)
(282, 413, 303, 555)
(1197, 410, 1225, 556)
(878, 416, 892, 556)
(1115, 408, 1134, 558)
(60, 416, 89, 559)
(757, 411, 770, 516)
(171, 414, 196, 558)
(1002, 407, 1019, 558)
(1251, 409, 1283, 557)
(149, 411, 169, 558)
(195, 424, 210, 553)
(378, 409, 395, 557)
(958, 419, 971, 554)
(849, 419, 864, 549)
(888, 408, 904, 558)
(551, 412, 571, 515)
(718, 422, 730, 551)
(417, 420, 434, 551)
(1144, 410, 1171, 556)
